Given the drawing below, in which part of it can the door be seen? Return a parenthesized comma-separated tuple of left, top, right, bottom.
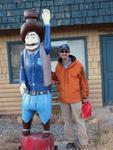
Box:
(100, 35, 113, 105)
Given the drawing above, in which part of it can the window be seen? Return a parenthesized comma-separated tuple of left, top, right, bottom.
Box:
(50, 39, 88, 99)
(51, 39, 87, 72)
(7, 41, 24, 83)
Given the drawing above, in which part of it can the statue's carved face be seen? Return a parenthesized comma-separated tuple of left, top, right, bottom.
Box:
(25, 32, 40, 51)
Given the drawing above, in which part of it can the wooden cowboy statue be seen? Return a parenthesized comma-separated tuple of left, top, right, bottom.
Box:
(20, 8, 52, 139)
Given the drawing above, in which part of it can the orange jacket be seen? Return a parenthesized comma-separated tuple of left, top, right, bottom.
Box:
(52, 55, 89, 104)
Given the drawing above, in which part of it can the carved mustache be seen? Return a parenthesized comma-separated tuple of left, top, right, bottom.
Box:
(25, 43, 39, 46)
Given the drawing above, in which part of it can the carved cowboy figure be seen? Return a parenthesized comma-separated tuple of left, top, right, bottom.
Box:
(20, 9, 52, 138)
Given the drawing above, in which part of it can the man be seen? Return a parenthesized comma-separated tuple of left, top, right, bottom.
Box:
(52, 44, 89, 149)
(20, 9, 52, 138)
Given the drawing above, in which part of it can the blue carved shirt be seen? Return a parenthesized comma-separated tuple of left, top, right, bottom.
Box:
(20, 25, 51, 92)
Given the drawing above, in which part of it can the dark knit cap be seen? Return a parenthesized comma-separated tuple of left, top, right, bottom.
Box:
(59, 44, 70, 52)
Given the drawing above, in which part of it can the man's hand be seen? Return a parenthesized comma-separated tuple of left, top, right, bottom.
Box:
(20, 83, 27, 95)
(42, 9, 50, 25)
(82, 97, 89, 104)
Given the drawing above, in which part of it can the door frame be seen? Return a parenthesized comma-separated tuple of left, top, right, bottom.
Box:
(100, 34, 113, 106)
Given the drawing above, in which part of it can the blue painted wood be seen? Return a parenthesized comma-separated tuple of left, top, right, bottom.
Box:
(101, 35, 113, 105)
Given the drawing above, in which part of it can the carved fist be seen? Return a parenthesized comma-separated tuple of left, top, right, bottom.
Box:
(20, 83, 27, 95)
(42, 9, 50, 25)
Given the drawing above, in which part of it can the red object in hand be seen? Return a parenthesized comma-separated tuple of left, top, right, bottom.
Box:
(81, 101, 92, 119)
(20, 132, 55, 150)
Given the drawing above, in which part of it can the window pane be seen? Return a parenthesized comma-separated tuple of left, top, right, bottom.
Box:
(50, 39, 87, 99)
(8, 42, 24, 83)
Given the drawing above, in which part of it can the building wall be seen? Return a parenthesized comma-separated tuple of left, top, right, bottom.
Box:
(0, 31, 21, 115)
(0, 27, 111, 115)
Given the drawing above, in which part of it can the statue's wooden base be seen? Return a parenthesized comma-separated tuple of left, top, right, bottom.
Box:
(20, 132, 55, 150)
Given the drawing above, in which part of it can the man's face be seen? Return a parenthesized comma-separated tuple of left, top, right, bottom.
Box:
(25, 32, 40, 51)
(59, 49, 70, 61)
